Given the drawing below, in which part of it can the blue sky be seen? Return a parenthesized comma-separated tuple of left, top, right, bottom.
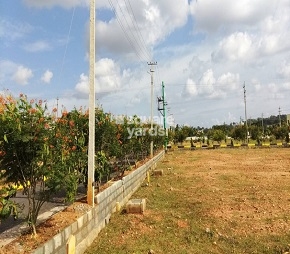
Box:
(1, 0, 290, 127)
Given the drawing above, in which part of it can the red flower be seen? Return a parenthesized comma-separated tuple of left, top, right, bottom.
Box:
(69, 120, 75, 127)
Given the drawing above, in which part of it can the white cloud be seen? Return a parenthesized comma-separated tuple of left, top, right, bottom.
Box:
(277, 61, 290, 79)
(75, 73, 89, 94)
(23, 40, 52, 52)
(12, 66, 34, 85)
(0, 60, 35, 86)
(282, 82, 290, 90)
(259, 8, 290, 55)
(198, 69, 215, 96)
(95, 58, 121, 94)
(41, 70, 53, 83)
(268, 83, 278, 94)
(94, 0, 189, 59)
(75, 58, 121, 97)
(23, 0, 88, 9)
(183, 78, 198, 97)
(23, 0, 118, 9)
(216, 72, 240, 91)
(252, 79, 262, 92)
(0, 18, 32, 41)
(182, 69, 239, 99)
(212, 32, 254, 62)
(189, 0, 276, 32)
(0, 60, 16, 83)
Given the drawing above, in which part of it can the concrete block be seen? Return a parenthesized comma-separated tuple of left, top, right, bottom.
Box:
(71, 221, 78, 234)
(87, 210, 93, 221)
(64, 226, 72, 241)
(77, 216, 84, 229)
(81, 224, 88, 238)
(83, 213, 88, 226)
(153, 169, 163, 176)
(126, 199, 146, 214)
(53, 233, 62, 250)
(96, 210, 101, 221)
(33, 246, 44, 254)
(75, 230, 83, 246)
(87, 219, 94, 232)
(44, 239, 54, 254)
(56, 245, 66, 254)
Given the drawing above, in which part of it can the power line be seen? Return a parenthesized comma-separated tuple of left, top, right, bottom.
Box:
(124, 0, 152, 60)
(107, 0, 150, 62)
(60, 6, 76, 78)
(114, 0, 149, 60)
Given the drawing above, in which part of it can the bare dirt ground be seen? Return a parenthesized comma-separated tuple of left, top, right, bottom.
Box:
(86, 147, 290, 254)
(0, 199, 91, 254)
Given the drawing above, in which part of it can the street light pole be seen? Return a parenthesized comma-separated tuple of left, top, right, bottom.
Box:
(243, 82, 248, 144)
(148, 62, 157, 158)
(162, 81, 167, 150)
(87, 0, 95, 206)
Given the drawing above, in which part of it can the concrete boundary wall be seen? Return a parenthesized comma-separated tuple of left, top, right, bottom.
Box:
(33, 150, 165, 254)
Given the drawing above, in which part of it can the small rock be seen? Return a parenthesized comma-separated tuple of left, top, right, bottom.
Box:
(157, 183, 161, 187)
(148, 249, 155, 254)
(205, 227, 211, 233)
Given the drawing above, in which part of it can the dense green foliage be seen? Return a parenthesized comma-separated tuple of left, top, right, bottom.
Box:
(0, 94, 165, 234)
(171, 115, 289, 145)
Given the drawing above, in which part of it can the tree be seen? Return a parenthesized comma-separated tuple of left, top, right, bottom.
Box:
(0, 95, 86, 236)
(173, 125, 187, 144)
(0, 95, 60, 235)
(212, 129, 226, 143)
(231, 125, 247, 142)
(51, 108, 89, 202)
(271, 125, 289, 141)
(249, 125, 262, 144)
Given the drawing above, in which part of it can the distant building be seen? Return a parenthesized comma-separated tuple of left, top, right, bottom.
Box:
(287, 114, 290, 126)
(185, 136, 208, 141)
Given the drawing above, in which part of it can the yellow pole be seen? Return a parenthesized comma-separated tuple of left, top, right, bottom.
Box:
(147, 171, 150, 186)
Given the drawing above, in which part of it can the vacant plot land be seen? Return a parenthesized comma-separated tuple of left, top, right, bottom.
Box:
(86, 148, 290, 254)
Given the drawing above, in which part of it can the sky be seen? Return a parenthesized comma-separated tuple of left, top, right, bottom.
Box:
(1, 0, 290, 128)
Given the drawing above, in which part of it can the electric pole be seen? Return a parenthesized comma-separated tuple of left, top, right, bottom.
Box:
(243, 82, 248, 144)
(262, 113, 264, 136)
(87, 0, 95, 206)
(157, 81, 168, 151)
(278, 106, 281, 127)
(148, 61, 157, 158)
